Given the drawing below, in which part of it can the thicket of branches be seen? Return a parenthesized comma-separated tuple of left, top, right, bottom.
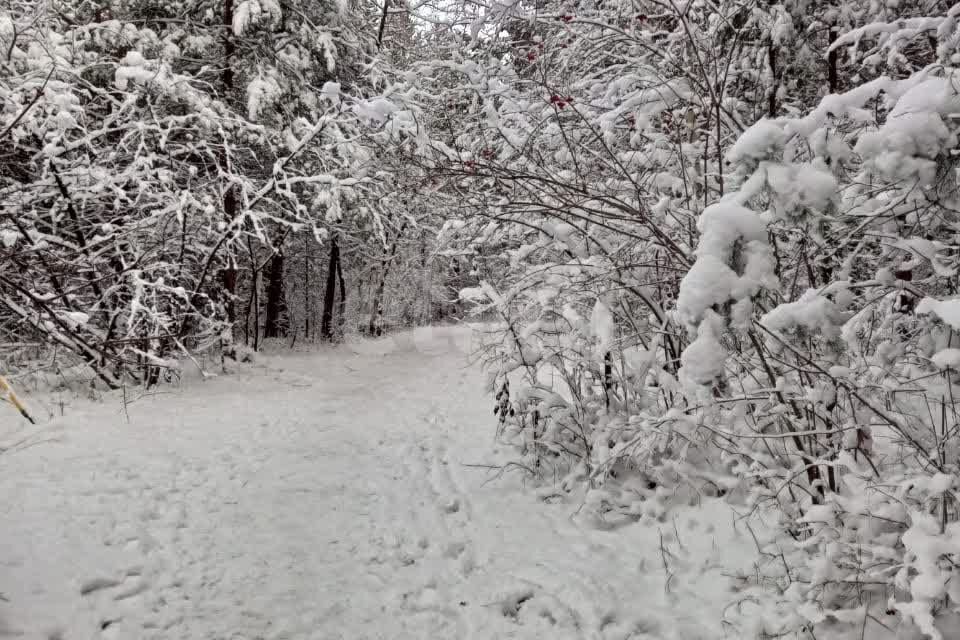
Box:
(0, 0, 467, 388)
(409, 1, 960, 637)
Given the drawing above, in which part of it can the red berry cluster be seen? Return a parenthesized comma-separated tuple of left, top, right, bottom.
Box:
(550, 95, 574, 109)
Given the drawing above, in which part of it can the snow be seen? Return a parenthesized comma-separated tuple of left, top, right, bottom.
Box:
(676, 254, 738, 326)
(725, 119, 786, 164)
(60, 311, 90, 328)
(896, 512, 960, 640)
(0, 327, 759, 640)
(917, 296, 960, 330)
(931, 348, 960, 369)
(247, 72, 282, 121)
(855, 77, 960, 185)
(232, 0, 262, 36)
(765, 160, 837, 218)
(893, 237, 957, 277)
(676, 201, 777, 327)
(590, 298, 615, 354)
(0, 229, 19, 247)
(761, 289, 846, 340)
(679, 311, 727, 387)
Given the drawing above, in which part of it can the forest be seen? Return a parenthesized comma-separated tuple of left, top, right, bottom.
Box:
(4, 0, 960, 638)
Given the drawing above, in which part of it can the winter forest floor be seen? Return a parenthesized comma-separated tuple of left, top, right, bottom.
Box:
(0, 326, 760, 640)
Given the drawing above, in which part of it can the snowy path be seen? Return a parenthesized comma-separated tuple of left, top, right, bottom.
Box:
(1, 327, 750, 640)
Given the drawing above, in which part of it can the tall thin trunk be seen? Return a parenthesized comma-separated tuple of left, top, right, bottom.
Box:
(219, 263, 238, 325)
(264, 250, 285, 338)
(827, 28, 839, 93)
(223, 0, 235, 90)
(219, 0, 238, 343)
(603, 351, 613, 410)
(304, 234, 311, 340)
(767, 41, 778, 117)
(251, 257, 260, 351)
(320, 235, 340, 341)
(376, 0, 391, 48)
(336, 252, 347, 334)
(368, 221, 407, 336)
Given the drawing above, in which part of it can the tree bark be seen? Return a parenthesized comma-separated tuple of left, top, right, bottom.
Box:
(219, 263, 238, 325)
(368, 221, 407, 336)
(767, 42, 778, 118)
(264, 250, 285, 338)
(827, 28, 839, 93)
(320, 235, 340, 341)
(304, 234, 312, 340)
(336, 251, 347, 334)
(218, 0, 238, 345)
(376, 0, 391, 48)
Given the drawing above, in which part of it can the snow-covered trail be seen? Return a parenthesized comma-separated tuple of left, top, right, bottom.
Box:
(1, 327, 751, 640)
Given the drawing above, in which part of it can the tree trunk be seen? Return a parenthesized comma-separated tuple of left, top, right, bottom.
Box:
(320, 235, 339, 342)
(303, 234, 311, 340)
(218, 0, 238, 349)
(336, 252, 347, 335)
(264, 250, 285, 338)
(376, 0, 391, 48)
(250, 254, 260, 352)
(827, 28, 839, 93)
(368, 221, 407, 336)
(767, 42, 778, 118)
(603, 351, 613, 410)
(222, 0, 235, 90)
(218, 262, 238, 325)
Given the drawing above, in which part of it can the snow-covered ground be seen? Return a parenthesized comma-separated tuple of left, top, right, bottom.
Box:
(1, 326, 758, 640)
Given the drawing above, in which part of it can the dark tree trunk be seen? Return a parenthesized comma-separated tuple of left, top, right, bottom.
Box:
(828, 28, 839, 93)
(320, 235, 340, 341)
(264, 251, 285, 338)
(376, 0, 390, 48)
(368, 221, 407, 336)
(303, 234, 311, 340)
(767, 42, 778, 117)
(218, 263, 238, 324)
(248, 244, 260, 351)
(222, 0, 235, 90)
(218, 0, 238, 349)
(251, 265, 260, 351)
(336, 252, 347, 334)
(603, 351, 613, 410)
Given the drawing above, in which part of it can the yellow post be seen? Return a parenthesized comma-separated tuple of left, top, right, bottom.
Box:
(0, 376, 35, 424)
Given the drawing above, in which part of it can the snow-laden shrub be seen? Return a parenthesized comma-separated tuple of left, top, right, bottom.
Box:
(446, 2, 960, 636)
(685, 24, 960, 639)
